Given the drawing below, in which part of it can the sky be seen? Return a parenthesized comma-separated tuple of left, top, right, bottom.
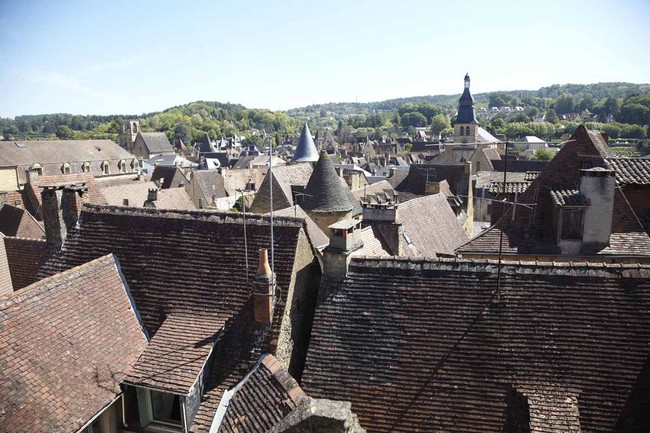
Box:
(0, 0, 648, 118)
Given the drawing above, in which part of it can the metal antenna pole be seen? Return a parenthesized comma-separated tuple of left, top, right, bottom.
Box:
(268, 134, 275, 292)
(238, 188, 249, 283)
(495, 141, 508, 300)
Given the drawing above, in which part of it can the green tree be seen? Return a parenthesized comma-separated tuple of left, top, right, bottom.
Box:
(430, 114, 451, 134)
(174, 123, 193, 146)
(400, 112, 427, 128)
(617, 103, 650, 125)
(55, 125, 75, 139)
(545, 110, 558, 123)
(533, 149, 553, 160)
(555, 93, 575, 115)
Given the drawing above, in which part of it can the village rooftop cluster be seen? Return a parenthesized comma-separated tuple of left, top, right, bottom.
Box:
(1, 75, 650, 433)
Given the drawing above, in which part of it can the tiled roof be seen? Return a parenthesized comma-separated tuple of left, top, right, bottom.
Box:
(3, 236, 49, 290)
(525, 171, 541, 181)
(490, 159, 549, 173)
(351, 226, 392, 258)
(487, 181, 531, 194)
(221, 168, 267, 197)
(0, 203, 45, 239)
(0, 254, 147, 433)
(124, 312, 225, 394)
(475, 171, 529, 189)
(39, 205, 303, 336)
(549, 189, 589, 207)
(302, 257, 650, 433)
(398, 193, 469, 257)
(605, 157, 650, 185)
(0, 235, 11, 296)
(302, 151, 361, 214)
(392, 163, 469, 197)
(192, 170, 228, 201)
(459, 125, 650, 258)
(151, 165, 188, 189)
(215, 354, 308, 433)
(0, 140, 134, 166)
(138, 132, 175, 154)
(101, 181, 195, 210)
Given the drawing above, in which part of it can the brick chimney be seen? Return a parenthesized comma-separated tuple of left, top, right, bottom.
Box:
(579, 167, 616, 248)
(253, 248, 274, 326)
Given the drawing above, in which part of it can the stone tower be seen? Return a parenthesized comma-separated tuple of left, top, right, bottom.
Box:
(118, 120, 139, 152)
(454, 73, 479, 144)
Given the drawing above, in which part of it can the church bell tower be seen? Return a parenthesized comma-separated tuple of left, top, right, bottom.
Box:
(454, 73, 479, 144)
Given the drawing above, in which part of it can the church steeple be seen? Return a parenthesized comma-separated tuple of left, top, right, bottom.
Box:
(454, 73, 479, 144)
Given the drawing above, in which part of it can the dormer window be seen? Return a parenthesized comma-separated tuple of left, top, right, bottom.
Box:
(30, 163, 43, 176)
(561, 208, 584, 239)
(100, 161, 110, 175)
(82, 162, 91, 173)
(131, 159, 139, 170)
(118, 159, 127, 173)
(61, 163, 71, 174)
(550, 189, 589, 243)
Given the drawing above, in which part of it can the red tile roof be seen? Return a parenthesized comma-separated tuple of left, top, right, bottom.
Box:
(3, 236, 49, 290)
(0, 254, 147, 433)
(605, 157, 650, 186)
(302, 257, 650, 433)
(124, 312, 225, 394)
(215, 354, 308, 433)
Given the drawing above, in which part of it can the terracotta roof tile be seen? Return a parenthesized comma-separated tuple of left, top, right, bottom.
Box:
(124, 312, 225, 394)
(302, 257, 650, 433)
(3, 236, 49, 290)
(605, 157, 650, 186)
(549, 189, 589, 207)
(216, 354, 308, 433)
(488, 181, 531, 194)
(0, 254, 147, 433)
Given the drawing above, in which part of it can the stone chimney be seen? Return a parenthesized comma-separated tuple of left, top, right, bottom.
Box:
(143, 188, 158, 208)
(361, 195, 403, 256)
(579, 167, 616, 248)
(253, 248, 274, 326)
(42, 184, 87, 249)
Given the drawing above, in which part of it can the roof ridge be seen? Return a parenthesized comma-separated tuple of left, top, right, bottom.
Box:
(3, 235, 46, 243)
(81, 203, 305, 227)
(1, 254, 117, 304)
(349, 255, 650, 272)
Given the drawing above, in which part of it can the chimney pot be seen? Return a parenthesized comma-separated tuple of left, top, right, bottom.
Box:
(253, 248, 274, 325)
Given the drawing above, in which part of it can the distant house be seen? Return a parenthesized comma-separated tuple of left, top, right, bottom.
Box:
(0, 140, 138, 191)
(131, 131, 176, 159)
(458, 125, 650, 262)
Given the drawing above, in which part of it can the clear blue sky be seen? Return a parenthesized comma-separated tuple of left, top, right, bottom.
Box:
(1, 0, 648, 118)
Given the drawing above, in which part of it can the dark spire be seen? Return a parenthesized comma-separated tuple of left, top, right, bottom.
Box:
(302, 151, 356, 213)
(457, 73, 478, 124)
(292, 123, 319, 163)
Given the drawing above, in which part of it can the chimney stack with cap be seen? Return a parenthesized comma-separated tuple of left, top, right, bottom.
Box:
(42, 184, 87, 249)
(579, 167, 616, 248)
(253, 248, 274, 325)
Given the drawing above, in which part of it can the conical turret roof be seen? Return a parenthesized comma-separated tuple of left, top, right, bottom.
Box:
(302, 151, 357, 213)
(292, 123, 319, 162)
(457, 73, 478, 124)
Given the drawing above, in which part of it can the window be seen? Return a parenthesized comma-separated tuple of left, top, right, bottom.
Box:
(561, 208, 584, 239)
(82, 162, 91, 173)
(580, 161, 593, 170)
(466, 126, 471, 136)
(101, 161, 110, 175)
(62, 163, 71, 174)
(476, 161, 481, 171)
(131, 159, 139, 170)
(149, 390, 182, 426)
(118, 159, 127, 173)
(30, 163, 43, 176)
(460, 126, 465, 136)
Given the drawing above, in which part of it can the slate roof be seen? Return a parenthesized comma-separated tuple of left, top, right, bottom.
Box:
(292, 123, 319, 163)
(249, 164, 313, 214)
(392, 163, 469, 197)
(138, 132, 175, 154)
(39, 205, 303, 336)
(0, 203, 45, 239)
(222, 168, 267, 197)
(491, 159, 549, 173)
(351, 226, 392, 258)
(0, 140, 133, 166)
(3, 236, 49, 290)
(192, 170, 229, 200)
(302, 257, 650, 433)
(267, 205, 329, 250)
(351, 180, 396, 202)
(605, 157, 650, 185)
(151, 165, 188, 189)
(0, 254, 148, 433)
(215, 354, 308, 433)
(456, 74, 478, 124)
(124, 312, 225, 394)
(459, 125, 650, 258)
(302, 151, 361, 214)
(398, 193, 469, 257)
